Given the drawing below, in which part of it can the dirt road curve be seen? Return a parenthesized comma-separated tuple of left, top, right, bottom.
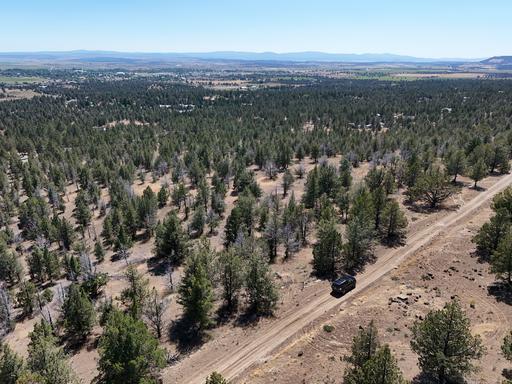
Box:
(182, 173, 512, 384)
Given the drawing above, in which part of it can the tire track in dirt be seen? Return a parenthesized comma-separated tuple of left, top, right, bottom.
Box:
(177, 173, 512, 384)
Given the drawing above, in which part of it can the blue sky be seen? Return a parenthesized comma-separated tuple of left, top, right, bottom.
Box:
(2, 0, 511, 58)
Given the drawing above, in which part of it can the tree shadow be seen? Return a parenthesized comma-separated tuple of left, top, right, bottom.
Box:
(147, 255, 168, 276)
(469, 249, 491, 264)
(62, 333, 98, 356)
(381, 236, 406, 248)
(216, 303, 239, 326)
(502, 368, 512, 381)
(473, 185, 487, 192)
(411, 372, 464, 384)
(488, 282, 512, 305)
(233, 311, 265, 328)
(405, 201, 458, 214)
(168, 318, 208, 354)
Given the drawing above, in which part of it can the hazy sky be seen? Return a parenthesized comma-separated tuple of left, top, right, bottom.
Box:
(2, 0, 511, 58)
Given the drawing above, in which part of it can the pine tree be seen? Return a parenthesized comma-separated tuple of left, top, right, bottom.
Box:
(444, 149, 466, 183)
(16, 280, 37, 316)
(502, 330, 512, 361)
(470, 158, 487, 188)
(121, 265, 149, 319)
(190, 206, 206, 236)
(157, 185, 169, 208)
(224, 205, 244, 246)
(339, 158, 353, 189)
(154, 211, 189, 264)
(380, 200, 408, 245)
(472, 208, 511, 260)
(0, 344, 25, 384)
(313, 219, 343, 278)
(218, 247, 244, 310)
(28, 320, 77, 384)
(411, 300, 485, 383)
(246, 251, 278, 315)
(302, 167, 319, 209)
(62, 284, 96, 340)
(178, 250, 214, 332)
(491, 229, 512, 285)
(282, 169, 295, 197)
(345, 344, 405, 384)
(74, 192, 92, 237)
(343, 214, 375, 273)
(346, 320, 380, 369)
(94, 240, 105, 263)
(205, 372, 228, 384)
(98, 309, 165, 384)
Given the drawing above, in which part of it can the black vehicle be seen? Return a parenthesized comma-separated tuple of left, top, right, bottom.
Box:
(331, 274, 356, 296)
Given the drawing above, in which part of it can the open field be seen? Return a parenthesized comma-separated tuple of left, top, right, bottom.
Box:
(0, 76, 46, 84)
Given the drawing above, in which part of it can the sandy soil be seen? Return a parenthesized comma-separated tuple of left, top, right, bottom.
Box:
(0, 88, 41, 101)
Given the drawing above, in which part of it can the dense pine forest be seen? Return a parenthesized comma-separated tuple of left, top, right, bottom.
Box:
(1, 70, 512, 384)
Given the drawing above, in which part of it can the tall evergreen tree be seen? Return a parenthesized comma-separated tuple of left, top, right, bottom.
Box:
(62, 284, 96, 340)
(313, 219, 343, 278)
(98, 309, 165, 384)
(245, 251, 278, 315)
(411, 300, 484, 383)
(178, 250, 214, 332)
(154, 211, 189, 264)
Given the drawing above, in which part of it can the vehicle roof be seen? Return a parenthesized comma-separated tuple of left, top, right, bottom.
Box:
(332, 274, 355, 285)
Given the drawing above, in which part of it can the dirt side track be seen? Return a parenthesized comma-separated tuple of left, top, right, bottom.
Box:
(175, 172, 512, 384)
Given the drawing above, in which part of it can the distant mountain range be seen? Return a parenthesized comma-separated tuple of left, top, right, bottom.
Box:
(481, 56, 512, 68)
(0, 50, 487, 64)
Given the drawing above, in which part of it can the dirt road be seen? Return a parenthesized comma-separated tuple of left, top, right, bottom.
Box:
(180, 173, 512, 384)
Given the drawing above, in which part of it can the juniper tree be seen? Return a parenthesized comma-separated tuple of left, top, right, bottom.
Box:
(444, 149, 466, 183)
(411, 300, 484, 383)
(62, 283, 96, 340)
(346, 320, 380, 369)
(121, 265, 149, 319)
(178, 249, 214, 332)
(246, 251, 278, 315)
(0, 344, 25, 384)
(380, 200, 408, 245)
(472, 208, 511, 260)
(343, 214, 375, 273)
(491, 229, 512, 285)
(218, 247, 245, 310)
(282, 169, 295, 197)
(154, 211, 189, 264)
(408, 166, 455, 208)
(98, 309, 165, 384)
(345, 344, 405, 384)
(470, 158, 487, 188)
(313, 219, 343, 278)
(27, 320, 78, 384)
(205, 371, 228, 384)
(502, 330, 512, 361)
